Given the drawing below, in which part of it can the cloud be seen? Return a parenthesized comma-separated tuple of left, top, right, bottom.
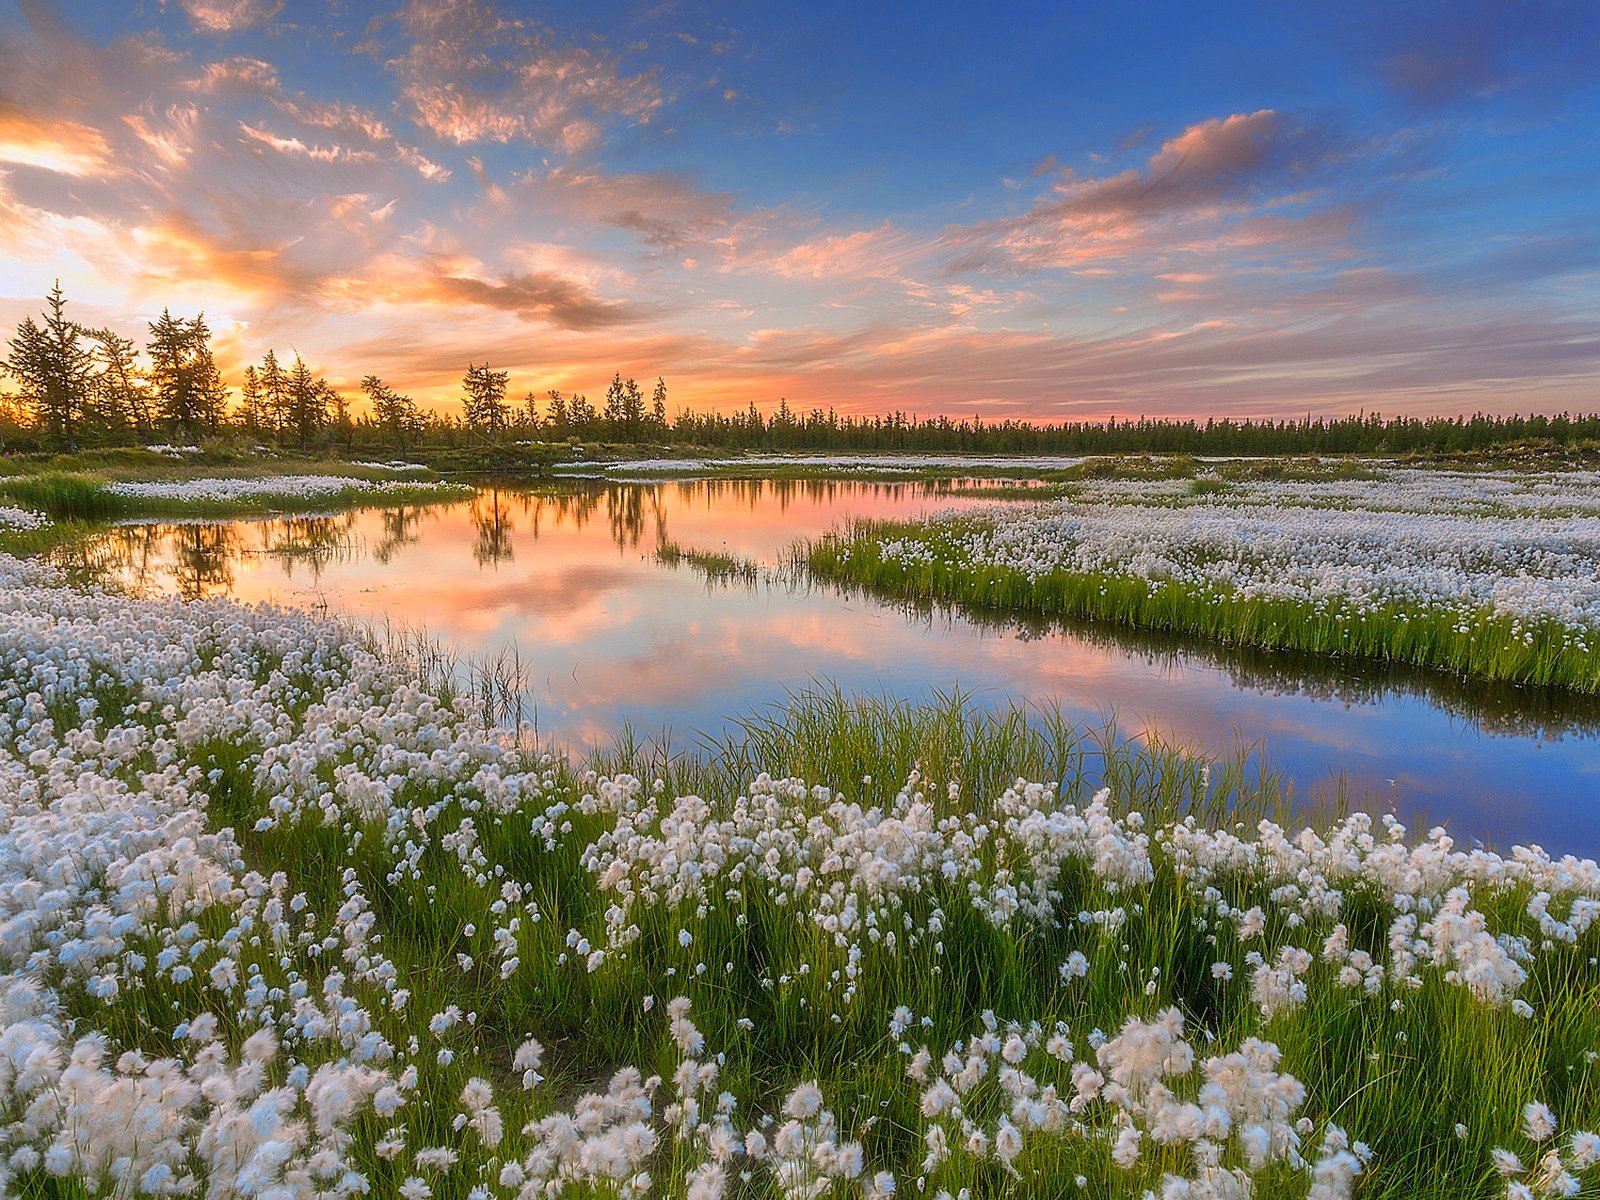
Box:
(389, 0, 662, 151)
(238, 122, 380, 164)
(130, 208, 313, 302)
(479, 164, 735, 257)
(0, 103, 112, 176)
(945, 110, 1348, 275)
(426, 269, 648, 329)
(191, 55, 280, 96)
(759, 224, 932, 282)
(608, 208, 705, 250)
(1361, 0, 1600, 109)
(175, 0, 284, 36)
(0, 4, 480, 320)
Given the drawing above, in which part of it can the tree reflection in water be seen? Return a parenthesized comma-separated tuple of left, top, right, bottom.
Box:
(254, 514, 361, 583)
(373, 504, 430, 565)
(50, 479, 1600, 751)
(470, 489, 516, 565)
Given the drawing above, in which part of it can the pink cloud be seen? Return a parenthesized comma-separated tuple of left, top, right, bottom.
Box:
(176, 0, 283, 36)
(390, 0, 662, 151)
(944, 109, 1348, 275)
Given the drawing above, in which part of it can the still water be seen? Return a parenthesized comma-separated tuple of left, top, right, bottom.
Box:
(66, 480, 1600, 855)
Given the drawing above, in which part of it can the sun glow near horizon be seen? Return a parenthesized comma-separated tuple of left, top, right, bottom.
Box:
(1, 0, 1598, 421)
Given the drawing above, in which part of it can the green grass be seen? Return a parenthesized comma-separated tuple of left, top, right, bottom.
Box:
(0, 470, 468, 521)
(9, 645, 1597, 1198)
(0, 472, 126, 520)
(0, 444, 427, 480)
(655, 538, 762, 583)
(803, 518, 1600, 693)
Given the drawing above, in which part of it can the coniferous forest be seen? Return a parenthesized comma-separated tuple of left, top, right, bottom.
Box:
(5, 282, 1596, 459)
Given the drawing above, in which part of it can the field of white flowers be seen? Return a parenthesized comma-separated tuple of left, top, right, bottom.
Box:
(551, 454, 1092, 477)
(3, 523, 1599, 1200)
(0, 506, 49, 532)
(0, 472, 473, 534)
(101, 474, 465, 505)
(810, 467, 1600, 692)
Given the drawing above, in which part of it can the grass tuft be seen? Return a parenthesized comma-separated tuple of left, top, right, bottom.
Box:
(803, 518, 1600, 693)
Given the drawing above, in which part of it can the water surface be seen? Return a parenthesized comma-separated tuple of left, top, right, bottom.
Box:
(68, 480, 1600, 855)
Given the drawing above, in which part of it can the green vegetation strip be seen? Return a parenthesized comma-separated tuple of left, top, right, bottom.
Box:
(805, 519, 1600, 693)
(0, 471, 468, 521)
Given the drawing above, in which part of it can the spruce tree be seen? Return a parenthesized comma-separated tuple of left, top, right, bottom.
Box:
(461, 363, 509, 435)
(650, 377, 668, 433)
(86, 327, 152, 438)
(285, 355, 324, 448)
(363, 374, 419, 449)
(147, 309, 225, 439)
(4, 281, 94, 449)
(259, 350, 288, 442)
(238, 365, 266, 436)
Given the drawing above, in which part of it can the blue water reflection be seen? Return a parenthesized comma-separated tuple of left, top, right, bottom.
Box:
(71, 478, 1600, 856)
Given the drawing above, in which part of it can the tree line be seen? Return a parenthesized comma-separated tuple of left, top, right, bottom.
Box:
(5, 281, 1599, 457)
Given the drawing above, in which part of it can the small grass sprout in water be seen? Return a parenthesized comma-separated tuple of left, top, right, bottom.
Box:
(656, 539, 762, 584)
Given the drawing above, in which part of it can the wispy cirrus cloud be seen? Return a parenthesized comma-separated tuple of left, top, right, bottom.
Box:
(389, 0, 662, 152)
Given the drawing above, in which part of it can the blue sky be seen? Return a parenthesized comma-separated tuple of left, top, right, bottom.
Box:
(2, 0, 1597, 416)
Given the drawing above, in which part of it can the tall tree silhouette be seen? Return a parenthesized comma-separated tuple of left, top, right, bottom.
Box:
(148, 309, 226, 438)
(461, 362, 509, 435)
(87, 327, 153, 437)
(3, 281, 94, 449)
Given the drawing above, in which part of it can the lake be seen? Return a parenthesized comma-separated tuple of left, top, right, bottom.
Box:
(67, 478, 1600, 855)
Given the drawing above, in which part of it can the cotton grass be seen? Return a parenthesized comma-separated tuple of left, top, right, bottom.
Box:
(807, 465, 1600, 691)
(0, 545, 1596, 1197)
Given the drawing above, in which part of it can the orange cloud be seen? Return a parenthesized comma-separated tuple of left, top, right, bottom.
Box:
(130, 211, 305, 304)
(760, 224, 932, 282)
(176, 0, 283, 35)
(0, 103, 111, 176)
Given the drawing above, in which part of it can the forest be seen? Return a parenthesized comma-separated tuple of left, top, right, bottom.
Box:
(6, 281, 1598, 458)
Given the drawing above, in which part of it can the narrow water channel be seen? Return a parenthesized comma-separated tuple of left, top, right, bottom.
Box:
(60, 478, 1600, 854)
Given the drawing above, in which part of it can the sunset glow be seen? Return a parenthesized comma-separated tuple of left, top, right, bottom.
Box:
(2, 0, 1597, 418)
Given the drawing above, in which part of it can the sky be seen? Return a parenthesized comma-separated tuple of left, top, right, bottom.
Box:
(1, 0, 1598, 420)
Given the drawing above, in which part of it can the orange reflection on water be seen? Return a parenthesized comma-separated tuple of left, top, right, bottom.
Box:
(72, 478, 1600, 855)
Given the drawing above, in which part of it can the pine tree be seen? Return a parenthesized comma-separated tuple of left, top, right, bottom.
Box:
(4, 281, 94, 449)
(259, 349, 288, 441)
(187, 314, 229, 431)
(362, 374, 419, 448)
(602, 372, 626, 430)
(650, 377, 668, 433)
(568, 392, 596, 433)
(325, 381, 352, 450)
(86, 327, 153, 437)
(622, 376, 645, 437)
(147, 309, 226, 439)
(545, 389, 569, 435)
(285, 355, 325, 448)
(238, 365, 267, 436)
(461, 362, 509, 435)
(4, 318, 52, 439)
